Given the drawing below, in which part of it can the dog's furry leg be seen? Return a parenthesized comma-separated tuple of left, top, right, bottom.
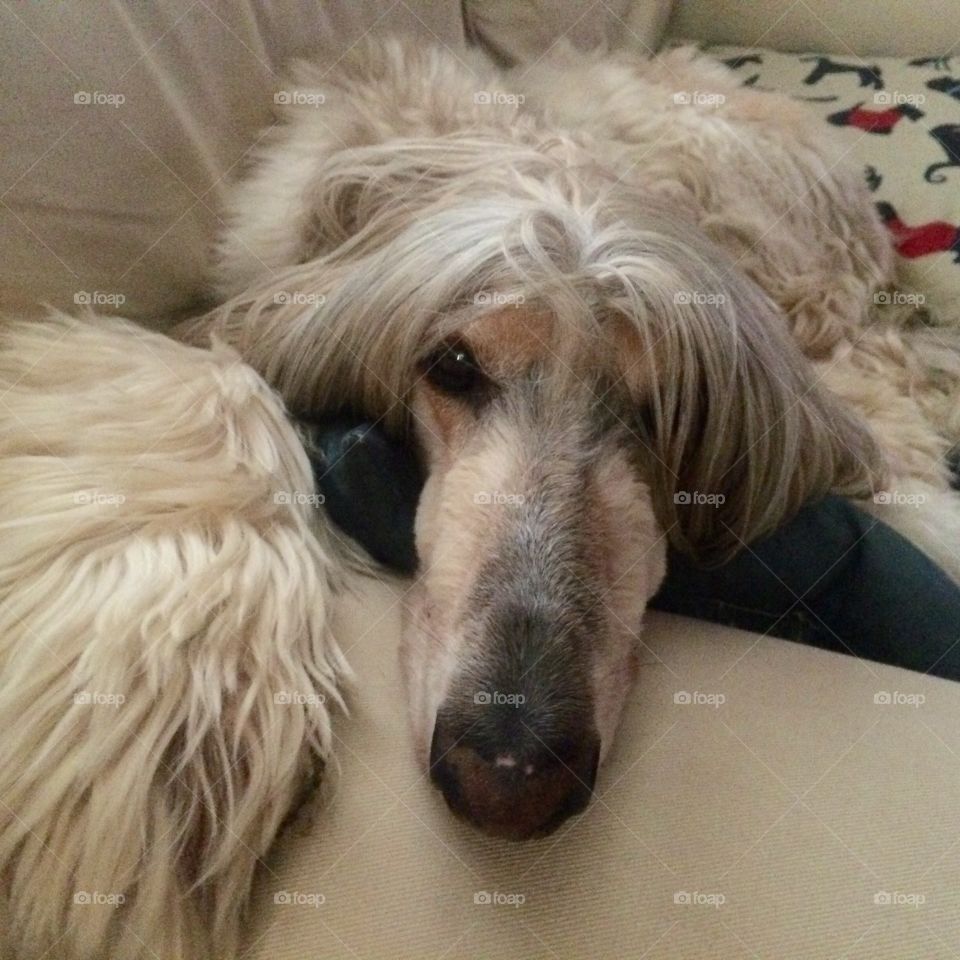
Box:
(0, 314, 348, 959)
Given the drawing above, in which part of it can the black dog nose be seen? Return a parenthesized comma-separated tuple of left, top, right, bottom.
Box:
(429, 718, 600, 840)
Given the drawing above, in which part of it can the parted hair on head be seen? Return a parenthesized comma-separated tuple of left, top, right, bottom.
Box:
(188, 135, 886, 561)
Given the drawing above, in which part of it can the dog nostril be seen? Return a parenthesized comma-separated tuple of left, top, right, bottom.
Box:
(429, 719, 600, 840)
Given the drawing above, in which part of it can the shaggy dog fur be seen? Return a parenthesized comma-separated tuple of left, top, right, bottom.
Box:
(0, 316, 347, 958)
(1, 36, 958, 960)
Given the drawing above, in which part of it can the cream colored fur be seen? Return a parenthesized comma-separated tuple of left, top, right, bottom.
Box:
(0, 314, 347, 959)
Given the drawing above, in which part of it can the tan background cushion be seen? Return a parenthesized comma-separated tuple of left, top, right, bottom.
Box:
(465, 0, 673, 64)
(0, 0, 467, 323)
(668, 0, 960, 57)
(0, 0, 670, 325)
(243, 576, 960, 959)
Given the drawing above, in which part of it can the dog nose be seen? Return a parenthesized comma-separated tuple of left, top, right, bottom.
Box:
(429, 719, 600, 840)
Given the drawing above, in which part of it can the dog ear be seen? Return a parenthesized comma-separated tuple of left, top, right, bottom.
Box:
(617, 251, 888, 563)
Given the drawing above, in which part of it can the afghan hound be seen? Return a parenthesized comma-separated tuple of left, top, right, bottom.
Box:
(1, 36, 958, 960)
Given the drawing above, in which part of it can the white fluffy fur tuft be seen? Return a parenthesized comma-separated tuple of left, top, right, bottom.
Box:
(0, 313, 348, 959)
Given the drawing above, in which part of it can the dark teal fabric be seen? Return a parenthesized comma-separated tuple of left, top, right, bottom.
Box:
(651, 496, 960, 680)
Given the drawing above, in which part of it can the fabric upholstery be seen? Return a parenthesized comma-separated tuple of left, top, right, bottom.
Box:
(668, 0, 960, 58)
(465, 0, 673, 64)
(242, 576, 960, 959)
(0, 0, 467, 323)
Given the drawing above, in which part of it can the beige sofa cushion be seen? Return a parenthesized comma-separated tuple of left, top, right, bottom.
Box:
(0, 0, 467, 324)
(242, 576, 960, 960)
(668, 0, 960, 57)
(465, 0, 674, 63)
(0, 0, 670, 325)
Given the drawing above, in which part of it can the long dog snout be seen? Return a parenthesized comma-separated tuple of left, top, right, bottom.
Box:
(406, 319, 668, 840)
(428, 524, 604, 838)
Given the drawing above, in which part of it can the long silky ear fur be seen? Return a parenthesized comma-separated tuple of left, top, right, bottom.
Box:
(605, 210, 890, 562)
(194, 42, 890, 566)
(195, 146, 890, 568)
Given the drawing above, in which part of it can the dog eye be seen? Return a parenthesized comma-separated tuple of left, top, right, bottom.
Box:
(422, 341, 484, 395)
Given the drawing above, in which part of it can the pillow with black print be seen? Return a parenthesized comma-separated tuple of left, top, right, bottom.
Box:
(706, 46, 960, 323)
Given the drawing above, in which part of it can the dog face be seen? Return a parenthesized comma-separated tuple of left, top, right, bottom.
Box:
(402, 308, 666, 840)
(202, 135, 887, 842)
